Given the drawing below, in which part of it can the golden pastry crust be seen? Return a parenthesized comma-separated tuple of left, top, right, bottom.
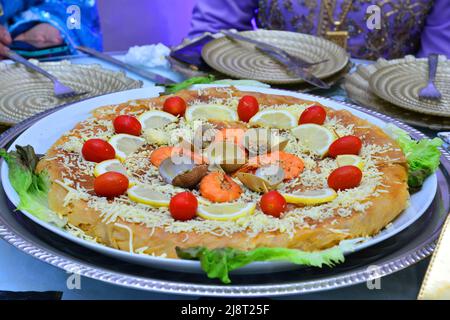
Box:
(36, 87, 409, 258)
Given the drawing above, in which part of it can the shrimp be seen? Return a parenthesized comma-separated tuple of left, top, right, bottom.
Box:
(214, 128, 246, 146)
(150, 146, 205, 167)
(200, 172, 242, 203)
(245, 151, 304, 180)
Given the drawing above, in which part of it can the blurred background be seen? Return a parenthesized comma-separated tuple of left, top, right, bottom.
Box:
(97, 0, 196, 51)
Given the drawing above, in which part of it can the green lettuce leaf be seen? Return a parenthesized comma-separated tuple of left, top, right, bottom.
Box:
(385, 124, 443, 188)
(0, 145, 66, 227)
(163, 75, 215, 94)
(176, 240, 356, 284)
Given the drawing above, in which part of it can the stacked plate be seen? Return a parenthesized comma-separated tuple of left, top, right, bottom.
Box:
(0, 60, 143, 126)
(200, 30, 350, 90)
(343, 55, 450, 130)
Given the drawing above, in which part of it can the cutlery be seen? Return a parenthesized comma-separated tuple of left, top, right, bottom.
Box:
(418, 54, 442, 101)
(221, 31, 330, 89)
(256, 46, 330, 89)
(5, 50, 87, 99)
(76, 46, 176, 85)
(221, 30, 329, 69)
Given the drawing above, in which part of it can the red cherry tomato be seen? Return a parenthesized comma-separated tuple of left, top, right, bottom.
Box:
(169, 191, 198, 221)
(82, 139, 115, 163)
(328, 135, 362, 158)
(237, 95, 259, 122)
(260, 190, 287, 218)
(163, 96, 187, 116)
(328, 165, 362, 191)
(299, 105, 327, 125)
(94, 172, 129, 198)
(113, 115, 142, 136)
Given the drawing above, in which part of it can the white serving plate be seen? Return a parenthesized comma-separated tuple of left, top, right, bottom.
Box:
(0, 85, 437, 274)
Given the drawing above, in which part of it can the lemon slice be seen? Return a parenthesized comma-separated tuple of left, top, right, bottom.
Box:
(185, 104, 238, 122)
(138, 110, 178, 130)
(282, 188, 337, 205)
(249, 109, 297, 129)
(94, 159, 128, 177)
(127, 184, 170, 207)
(197, 202, 256, 221)
(109, 134, 146, 161)
(291, 124, 336, 157)
(336, 155, 364, 170)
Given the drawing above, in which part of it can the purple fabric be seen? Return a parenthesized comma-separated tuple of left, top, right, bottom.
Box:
(188, 0, 450, 60)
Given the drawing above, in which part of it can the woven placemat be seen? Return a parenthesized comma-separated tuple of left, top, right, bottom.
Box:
(0, 60, 143, 125)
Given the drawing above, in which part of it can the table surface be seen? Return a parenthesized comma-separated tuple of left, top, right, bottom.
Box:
(0, 54, 433, 300)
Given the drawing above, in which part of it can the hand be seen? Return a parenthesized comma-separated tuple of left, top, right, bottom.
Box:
(0, 25, 12, 57)
(14, 23, 63, 49)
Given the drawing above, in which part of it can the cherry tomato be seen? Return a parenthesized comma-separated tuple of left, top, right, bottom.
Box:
(328, 165, 362, 191)
(113, 115, 142, 136)
(328, 135, 362, 158)
(163, 96, 187, 116)
(237, 95, 259, 122)
(299, 105, 326, 125)
(82, 139, 115, 163)
(260, 190, 287, 218)
(169, 191, 198, 221)
(94, 172, 129, 198)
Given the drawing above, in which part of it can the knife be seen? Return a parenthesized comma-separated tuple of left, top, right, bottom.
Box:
(76, 46, 176, 85)
(221, 30, 329, 69)
(221, 31, 330, 89)
(256, 46, 330, 89)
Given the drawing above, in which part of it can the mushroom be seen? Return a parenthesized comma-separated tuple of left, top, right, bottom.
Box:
(159, 157, 208, 189)
(237, 164, 285, 193)
(205, 140, 246, 173)
(243, 128, 288, 156)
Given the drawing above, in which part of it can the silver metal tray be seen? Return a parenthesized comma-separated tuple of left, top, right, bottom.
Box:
(0, 97, 449, 297)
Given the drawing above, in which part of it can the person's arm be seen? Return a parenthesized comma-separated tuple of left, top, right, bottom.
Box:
(8, 0, 102, 53)
(189, 0, 259, 38)
(418, 0, 450, 57)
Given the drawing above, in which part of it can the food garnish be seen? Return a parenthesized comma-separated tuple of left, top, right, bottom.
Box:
(246, 151, 304, 180)
(243, 128, 288, 155)
(159, 157, 208, 188)
(169, 191, 198, 221)
(328, 135, 362, 158)
(176, 240, 356, 284)
(328, 165, 363, 191)
(113, 115, 142, 136)
(185, 104, 238, 122)
(237, 95, 259, 122)
(385, 124, 443, 189)
(237, 164, 285, 193)
(82, 138, 115, 163)
(299, 105, 326, 125)
(291, 124, 336, 157)
(196, 202, 256, 221)
(93, 159, 128, 177)
(94, 172, 129, 198)
(336, 154, 364, 170)
(249, 109, 297, 129)
(0, 146, 66, 227)
(260, 190, 286, 218)
(108, 134, 146, 162)
(206, 140, 246, 173)
(199, 172, 242, 203)
(127, 184, 170, 207)
(163, 96, 187, 116)
(282, 188, 337, 205)
(138, 110, 178, 130)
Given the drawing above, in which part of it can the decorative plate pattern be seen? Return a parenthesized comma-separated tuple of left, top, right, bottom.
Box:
(342, 56, 450, 130)
(369, 57, 450, 117)
(0, 60, 143, 125)
(0, 90, 448, 297)
(202, 30, 349, 84)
